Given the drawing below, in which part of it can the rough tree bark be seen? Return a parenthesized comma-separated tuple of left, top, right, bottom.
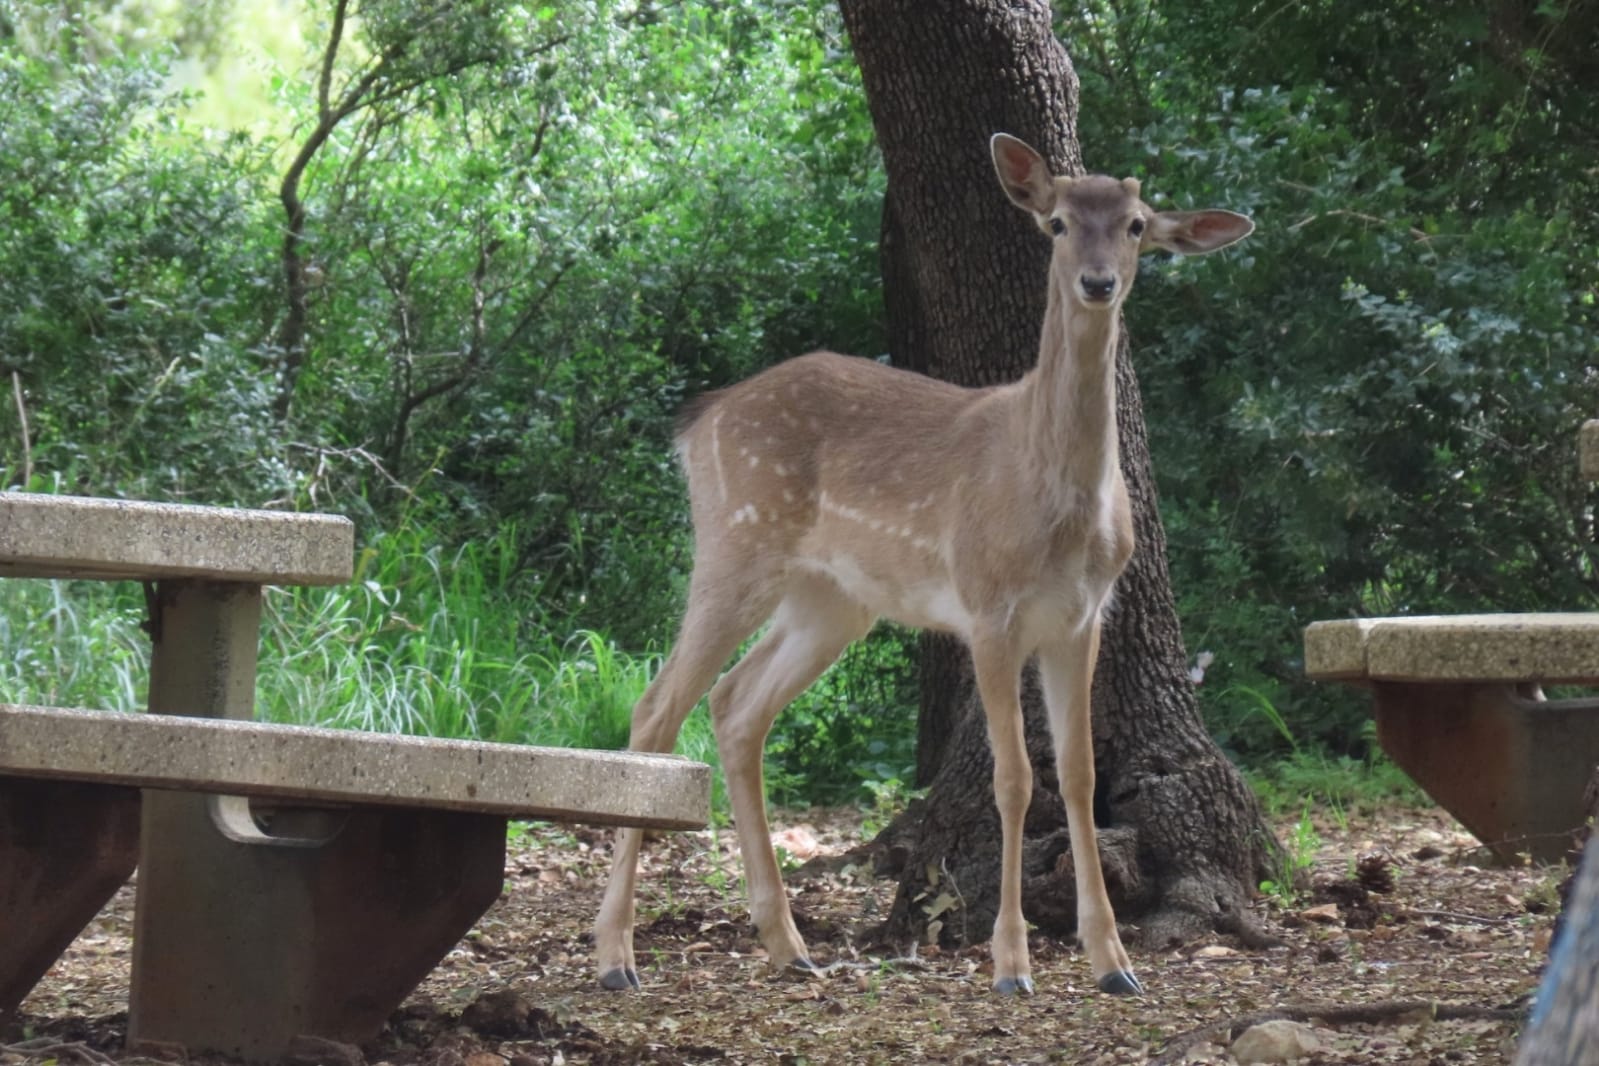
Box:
(835, 0, 1278, 956)
(1515, 829, 1599, 1064)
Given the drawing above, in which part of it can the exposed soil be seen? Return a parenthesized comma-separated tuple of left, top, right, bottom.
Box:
(6, 806, 1560, 1065)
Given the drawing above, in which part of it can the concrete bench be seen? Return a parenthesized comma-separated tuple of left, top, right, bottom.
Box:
(0, 492, 710, 1061)
(1304, 427, 1599, 864)
(1305, 614, 1599, 863)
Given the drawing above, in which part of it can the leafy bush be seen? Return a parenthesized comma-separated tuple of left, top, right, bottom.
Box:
(0, 45, 282, 498)
(1067, 3, 1599, 762)
(0, 1, 902, 807)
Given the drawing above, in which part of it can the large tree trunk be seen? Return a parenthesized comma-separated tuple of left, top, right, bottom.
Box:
(837, 0, 1277, 955)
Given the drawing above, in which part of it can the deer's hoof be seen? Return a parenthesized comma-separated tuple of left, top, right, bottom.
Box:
(992, 975, 1035, 996)
(598, 967, 641, 992)
(1097, 969, 1144, 996)
(786, 958, 825, 984)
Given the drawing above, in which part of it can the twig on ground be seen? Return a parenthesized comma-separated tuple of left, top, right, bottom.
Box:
(1403, 908, 1516, 926)
(811, 955, 932, 977)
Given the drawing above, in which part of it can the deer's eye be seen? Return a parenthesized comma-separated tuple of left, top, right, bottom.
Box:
(1128, 218, 1146, 238)
(1049, 217, 1067, 236)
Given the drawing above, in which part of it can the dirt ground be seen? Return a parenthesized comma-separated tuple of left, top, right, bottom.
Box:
(6, 805, 1560, 1065)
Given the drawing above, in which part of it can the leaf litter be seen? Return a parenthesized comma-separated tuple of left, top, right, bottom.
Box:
(6, 807, 1556, 1064)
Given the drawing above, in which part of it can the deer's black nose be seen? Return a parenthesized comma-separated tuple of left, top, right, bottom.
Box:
(1080, 275, 1117, 302)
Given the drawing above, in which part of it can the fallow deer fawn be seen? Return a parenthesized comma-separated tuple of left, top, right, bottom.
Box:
(594, 133, 1253, 996)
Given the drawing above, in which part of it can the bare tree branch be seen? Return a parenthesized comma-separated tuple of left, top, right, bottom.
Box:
(9, 369, 30, 487)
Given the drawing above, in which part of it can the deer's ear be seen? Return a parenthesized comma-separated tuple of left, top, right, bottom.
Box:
(1145, 210, 1254, 256)
(991, 134, 1055, 216)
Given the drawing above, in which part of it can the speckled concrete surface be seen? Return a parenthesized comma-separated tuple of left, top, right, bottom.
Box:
(0, 703, 709, 829)
(1306, 613, 1599, 683)
(0, 491, 352, 584)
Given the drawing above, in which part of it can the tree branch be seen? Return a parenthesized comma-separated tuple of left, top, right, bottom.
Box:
(10, 369, 30, 487)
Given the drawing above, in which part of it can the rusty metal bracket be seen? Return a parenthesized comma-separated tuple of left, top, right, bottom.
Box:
(0, 778, 140, 1021)
(1373, 681, 1599, 863)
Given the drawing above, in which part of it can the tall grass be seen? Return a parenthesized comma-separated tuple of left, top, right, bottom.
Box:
(0, 523, 728, 810)
(0, 578, 147, 710)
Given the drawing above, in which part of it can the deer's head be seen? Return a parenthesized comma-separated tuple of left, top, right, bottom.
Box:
(991, 133, 1254, 312)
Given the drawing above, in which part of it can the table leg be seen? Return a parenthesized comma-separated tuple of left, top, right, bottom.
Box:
(1374, 681, 1599, 863)
(129, 795, 505, 1060)
(0, 778, 139, 1020)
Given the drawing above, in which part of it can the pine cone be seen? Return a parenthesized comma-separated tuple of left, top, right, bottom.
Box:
(1356, 852, 1395, 894)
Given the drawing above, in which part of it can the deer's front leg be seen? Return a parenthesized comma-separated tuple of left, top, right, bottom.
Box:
(971, 634, 1034, 995)
(1037, 622, 1142, 996)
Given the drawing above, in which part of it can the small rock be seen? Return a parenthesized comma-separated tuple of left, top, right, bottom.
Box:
(772, 824, 821, 859)
(285, 1034, 366, 1066)
(460, 988, 534, 1037)
(1231, 1019, 1321, 1064)
(1192, 944, 1239, 959)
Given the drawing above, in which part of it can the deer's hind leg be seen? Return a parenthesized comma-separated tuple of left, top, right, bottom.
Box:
(709, 573, 872, 972)
(594, 564, 778, 991)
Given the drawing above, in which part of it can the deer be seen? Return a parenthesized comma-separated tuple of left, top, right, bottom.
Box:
(593, 132, 1253, 997)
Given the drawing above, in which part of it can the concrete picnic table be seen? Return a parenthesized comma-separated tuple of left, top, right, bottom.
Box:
(0, 492, 709, 1061)
(1303, 422, 1599, 864)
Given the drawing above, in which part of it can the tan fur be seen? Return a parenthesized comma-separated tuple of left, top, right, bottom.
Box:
(592, 133, 1252, 997)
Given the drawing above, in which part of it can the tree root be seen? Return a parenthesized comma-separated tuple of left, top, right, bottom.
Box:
(1148, 999, 1527, 1065)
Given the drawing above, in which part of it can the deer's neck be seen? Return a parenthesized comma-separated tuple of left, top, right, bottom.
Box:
(1019, 270, 1121, 508)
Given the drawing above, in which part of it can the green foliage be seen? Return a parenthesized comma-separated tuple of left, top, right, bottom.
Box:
(0, 1, 883, 653)
(18, 0, 1596, 808)
(0, 1, 900, 809)
(0, 570, 148, 712)
(1249, 748, 1426, 819)
(765, 625, 919, 807)
(1067, 0, 1599, 764)
(0, 41, 283, 496)
(1258, 806, 1321, 907)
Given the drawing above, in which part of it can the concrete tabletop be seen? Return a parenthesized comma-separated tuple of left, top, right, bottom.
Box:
(1305, 613, 1599, 684)
(0, 492, 352, 584)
